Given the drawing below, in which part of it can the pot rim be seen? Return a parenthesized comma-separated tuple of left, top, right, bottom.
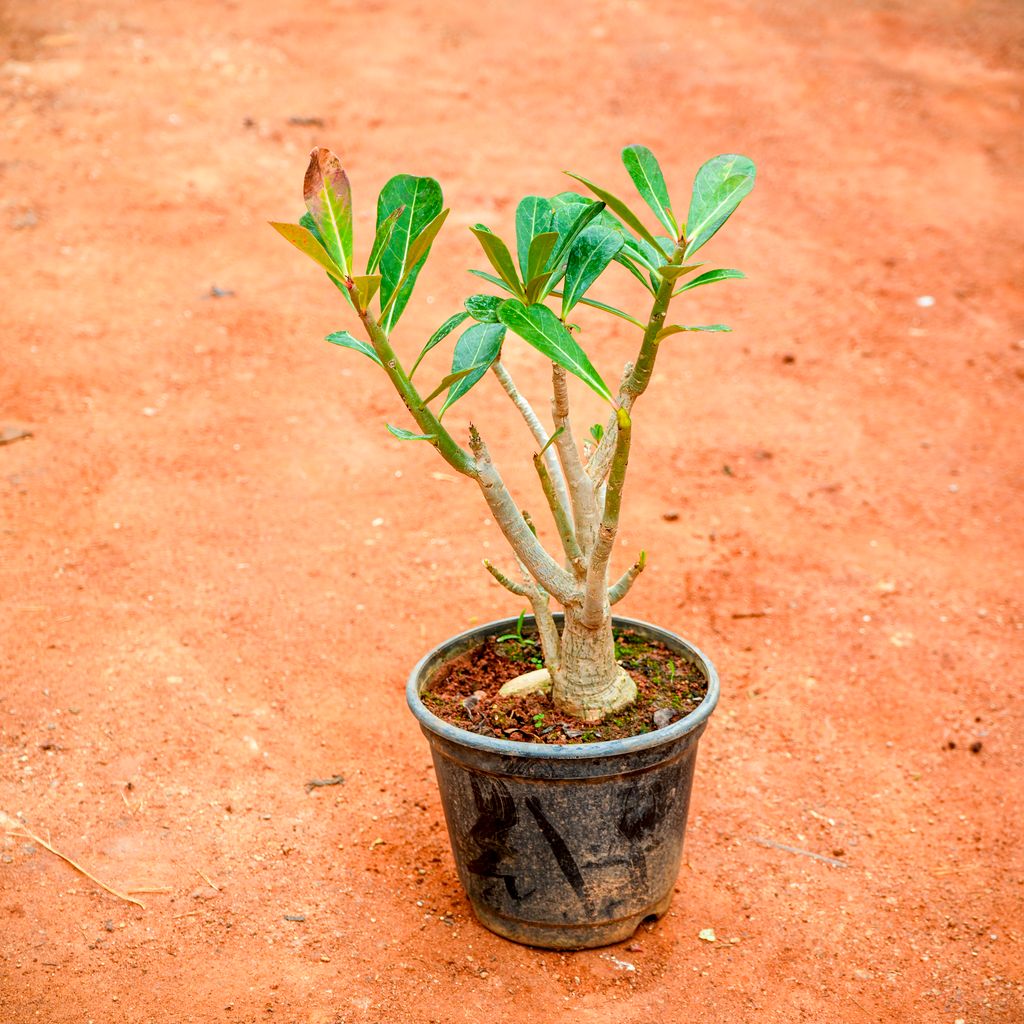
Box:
(406, 613, 719, 761)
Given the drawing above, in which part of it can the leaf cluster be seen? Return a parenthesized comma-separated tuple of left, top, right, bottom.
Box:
(272, 144, 755, 435)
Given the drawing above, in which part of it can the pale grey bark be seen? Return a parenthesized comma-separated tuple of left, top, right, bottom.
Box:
(491, 360, 571, 520)
(470, 426, 579, 606)
(550, 608, 635, 722)
(608, 553, 645, 605)
(551, 365, 598, 555)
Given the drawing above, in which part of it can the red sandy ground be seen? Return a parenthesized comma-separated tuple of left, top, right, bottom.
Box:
(2, 1, 1023, 1021)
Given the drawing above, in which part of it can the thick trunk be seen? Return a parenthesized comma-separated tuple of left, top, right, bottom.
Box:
(551, 607, 636, 722)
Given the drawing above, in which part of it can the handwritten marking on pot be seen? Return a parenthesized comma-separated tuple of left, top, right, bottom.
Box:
(465, 776, 534, 900)
(525, 796, 594, 915)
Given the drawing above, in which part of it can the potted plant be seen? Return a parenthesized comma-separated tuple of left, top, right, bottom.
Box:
(272, 144, 755, 948)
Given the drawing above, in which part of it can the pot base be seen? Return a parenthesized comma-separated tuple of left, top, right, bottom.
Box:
(469, 888, 673, 950)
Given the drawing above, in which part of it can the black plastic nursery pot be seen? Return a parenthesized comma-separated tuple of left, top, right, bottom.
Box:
(406, 614, 719, 950)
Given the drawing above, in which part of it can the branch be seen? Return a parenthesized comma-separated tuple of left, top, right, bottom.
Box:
(483, 560, 562, 670)
(533, 452, 586, 576)
(587, 360, 634, 485)
(528, 591, 562, 671)
(470, 426, 579, 605)
(588, 242, 687, 485)
(609, 550, 646, 605)
(491, 360, 571, 520)
(581, 407, 632, 627)
(551, 364, 599, 555)
(483, 559, 531, 597)
(358, 308, 477, 478)
(622, 243, 686, 402)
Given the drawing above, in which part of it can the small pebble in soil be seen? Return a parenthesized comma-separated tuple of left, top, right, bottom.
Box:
(284, 914, 306, 922)
(698, 928, 717, 942)
(916, 295, 935, 307)
(970, 741, 983, 753)
(652, 707, 678, 730)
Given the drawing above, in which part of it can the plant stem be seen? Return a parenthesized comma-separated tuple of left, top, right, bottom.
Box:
(581, 407, 632, 628)
(490, 360, 571, 519)
(358, 309, 477, 478)
(532, 452, 586, 576)
(608, 551, 645, 605)
(587, 243, 685, 484)
(470, 427, 580, 605)
(551, 365, 598, 555)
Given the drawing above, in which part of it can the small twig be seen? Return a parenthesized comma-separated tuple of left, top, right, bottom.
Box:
(483, 559, 532, 597)
(731, 611, 768, 620)
(126, 886, 172, 895)
(609, 551, 646, 605)
(173, 911, 201, 920)
(5, 821, 147, 907)
(752, 837, 850, 869)
(196, 868, 220, 892)
(304, 774, 346, 794)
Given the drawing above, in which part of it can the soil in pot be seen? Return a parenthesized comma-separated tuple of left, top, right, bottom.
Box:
(422, 627, 708, 744)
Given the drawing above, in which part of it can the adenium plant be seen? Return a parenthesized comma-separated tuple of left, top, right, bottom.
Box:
(272, 145, 755, 722)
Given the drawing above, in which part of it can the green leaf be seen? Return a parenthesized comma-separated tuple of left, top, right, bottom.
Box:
(564, 171, 670, 259)
(549, 195, 608, 270)
(524, 269, 555, 304)
(547, 291, 644, 328)
(366, 203, 405, 274)
(497, 300, 613, 403)
(470, 226, 524, 297)
(561, 226, 624, 315)
(673, 268, 746, 294)
(410, 311, 471, 377)
(422, 365, 486, 405)
(380, 208, 450, 320)
(438, 322, 506, 416)
(526, 231, 559, 283)
(467, 269, 516, 295)
(325, 329, 383, 366)
(350, 274, 381, 310)
(655, 324, 732, 342)
(538, 426, 564, 456)
(464, 294, 504, 323)
(271, 221, 347, 283)
(299, 209, 356, 309)
(622, 145, 677, 235)
(515, 197, 554, 279)
(613, 252, 657, 294)
(387, 423, 436, 442)
(303, 148, 353, 277)
(553, 192, 667, 277)
(655, 264, 696, 282)
(376, 174, 444, 333)
(589, 422, 604, 443)
(684, 154, 756, 258)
